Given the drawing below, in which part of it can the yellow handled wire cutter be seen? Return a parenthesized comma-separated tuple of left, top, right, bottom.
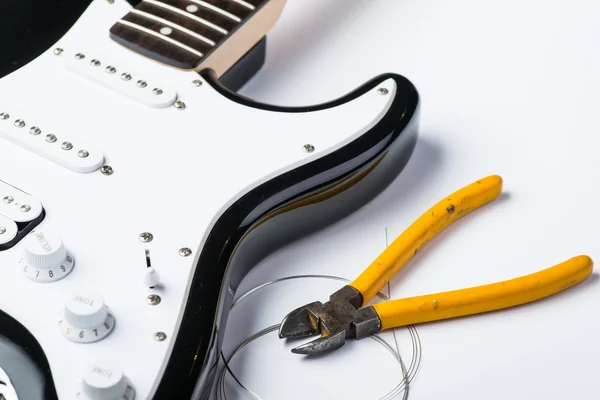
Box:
(278, 175, 593, 355)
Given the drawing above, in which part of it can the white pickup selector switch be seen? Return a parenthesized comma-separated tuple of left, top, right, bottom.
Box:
(76, 360, 135, 400)
(20, 231, 74, 282)
(59, 293, 115, 343)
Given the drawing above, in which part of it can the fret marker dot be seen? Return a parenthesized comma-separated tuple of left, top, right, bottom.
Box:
(186, 4, 199, 12)
(160, 27, 173, 35)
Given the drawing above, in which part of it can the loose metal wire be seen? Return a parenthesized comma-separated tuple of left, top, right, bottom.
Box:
(216, 275, 422, 400)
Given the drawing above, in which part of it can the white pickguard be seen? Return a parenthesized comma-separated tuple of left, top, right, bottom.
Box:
(0, 0, 396, 399)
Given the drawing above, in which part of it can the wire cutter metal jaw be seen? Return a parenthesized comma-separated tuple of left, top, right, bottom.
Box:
(278, 286, 382, 355)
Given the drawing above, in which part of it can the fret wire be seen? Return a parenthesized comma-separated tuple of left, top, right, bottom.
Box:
(142, 0, 228, 35)
(231, 0, 255, 10)
(116, 19, 204, 57)
(189, 0, 241, 23)
(130, 9, 216, 46)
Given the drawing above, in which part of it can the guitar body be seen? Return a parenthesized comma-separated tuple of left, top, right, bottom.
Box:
(0, 1, 419, 399)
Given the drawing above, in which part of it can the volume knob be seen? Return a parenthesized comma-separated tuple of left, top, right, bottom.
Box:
(59, 293, 115, 343)
(20, 231, 74, 282)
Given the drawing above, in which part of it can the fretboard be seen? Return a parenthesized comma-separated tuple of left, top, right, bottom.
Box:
(109, 0, 285, 75)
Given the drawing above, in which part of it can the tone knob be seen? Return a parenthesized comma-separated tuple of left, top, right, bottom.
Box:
(20, 231, 74, 282)
(77, 360, 135, 400)
(59, 293, 115, 343)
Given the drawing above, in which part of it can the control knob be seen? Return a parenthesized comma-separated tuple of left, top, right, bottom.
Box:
(59, 293, 115, 343)
(20, 231, 74, 282)
(77, 360, 135, 400)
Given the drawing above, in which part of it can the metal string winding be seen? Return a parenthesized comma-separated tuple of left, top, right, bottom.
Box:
(216, 275, 422, 400)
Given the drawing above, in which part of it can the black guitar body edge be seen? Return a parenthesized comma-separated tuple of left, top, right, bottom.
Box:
(0, 2, 420, 399)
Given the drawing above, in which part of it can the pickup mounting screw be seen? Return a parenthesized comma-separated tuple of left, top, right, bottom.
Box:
(106, 0, 115, 4)
(53, 48, 63, 56)
(377, 88, 389, 95)
(303, 144, 315, 153)
(0, 227, 5, 234)
(147, 294, 161, 305)
(78, 150, 89, 158)
(179, 247, 192, 257)
(174, 100, 186, 110)
(153, 88, 163, 95)
(192, 79, 202, 87)
(100, 165, 113, 175)
(154, 332, 167, 341)
(139, 232, 153, 243)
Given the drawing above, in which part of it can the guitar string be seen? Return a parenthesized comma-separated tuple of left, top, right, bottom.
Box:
(215, 274, 423, 400)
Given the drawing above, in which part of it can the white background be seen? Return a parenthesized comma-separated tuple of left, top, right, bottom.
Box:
(220, 0, 600, 399)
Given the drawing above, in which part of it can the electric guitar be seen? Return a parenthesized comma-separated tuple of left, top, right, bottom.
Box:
(0, 0, 420, 399)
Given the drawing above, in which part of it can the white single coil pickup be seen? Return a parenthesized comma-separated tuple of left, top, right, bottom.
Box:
(0, 181, 43, 223)
(0, 111, 104, 173)
(61, 50, 177, 108)
(0, 214, 18, 245)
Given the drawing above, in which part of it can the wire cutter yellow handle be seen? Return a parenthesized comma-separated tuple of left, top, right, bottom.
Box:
(350, 175, 504, 305)
(373, 255, 593, 329)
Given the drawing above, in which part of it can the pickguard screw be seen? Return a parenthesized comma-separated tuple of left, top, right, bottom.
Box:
(179, 247, 192, 257)
(0, 113, 8, 120)
(137, 80, 147, 88)
(139, 232, 153, 243)
(90, 59, 101, 67)
(45, 134, 57, 143)
(14, 119, 25, 128)
(378, 88, 389, 95)
(105, 66, 117, 74)
(192, 79, 202, 87)
(147, 294, 161, 305)
(106, 0, 115, 3)
(61, 141, 73, 150)
(0, 227, 5, 234)
(30, 126, 41, 135)
(53, 48, 63, 56)
(121, 73, 132, 81)
(154, 332, 167, 341)
(303, 144, 315, 153)
(75, 53, 85, 60)
(174, 100, 186, 110)
(100, 165, 113, 175)
(3, 196, 13, 203)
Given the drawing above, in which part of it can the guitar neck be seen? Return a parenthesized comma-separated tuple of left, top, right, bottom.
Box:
(109, 0, 286, 76)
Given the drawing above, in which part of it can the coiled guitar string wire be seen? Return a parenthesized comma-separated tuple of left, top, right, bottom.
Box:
(216, 275, 422, 400)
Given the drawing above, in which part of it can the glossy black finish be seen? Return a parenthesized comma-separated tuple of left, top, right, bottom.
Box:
(1, 2, 419, 400)
(0, 310, 57, 399)
(153, 72, 420, 399)
(219, 37, 267, 93)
